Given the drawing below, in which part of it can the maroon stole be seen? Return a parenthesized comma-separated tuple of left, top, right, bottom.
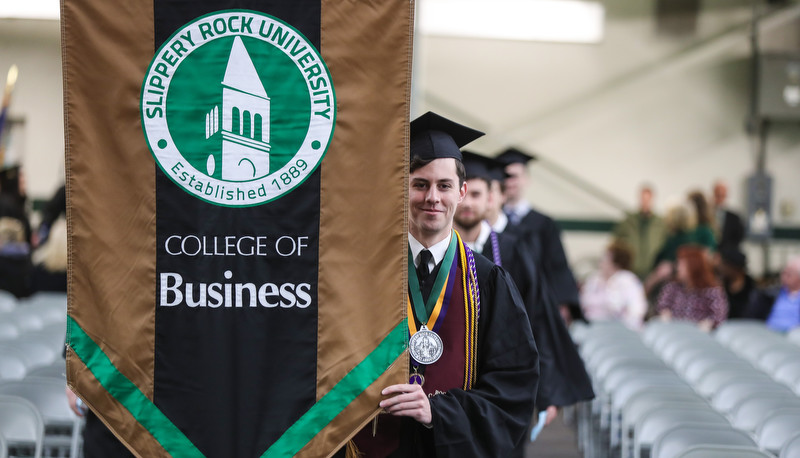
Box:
(352, 262, 468, 457)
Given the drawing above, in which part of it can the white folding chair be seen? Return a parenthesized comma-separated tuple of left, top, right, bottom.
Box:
(729, 394, 800, 432)
(26, 362, 66, 380)
(0, 342, 55, 370)
(684, 359, 754, 387)
(634, 407, 729, 458)
(651, 423, 757, 458)
(18, 295, 67, 327)
(0, 377, 82, 458)
(5, 314, 45, 334)
(756, 408, 800, 455)
(787, 328, 800, 347)
(0, 291, 17, 314)
(780, 431, 800, 458)
(0, 323, 19, 342)
(711, 379, 794, 413)
(673, 346, 739, 379)
(642, 321, 698, 347)
(621, 391, 707, 458)
(14, 331, 63, 362)
(0, 395, 44, 458)
(0, 433, 7, 458)
(714, 319, 771, 346)
(658, 335, 718, 365)
(0, 354, 26, 382)
(607, 374, 691, 456)
(675, 444, 776, 458)
(773, 360, 800, 388)
(696, 369, 773, 399)
(758, 346, 800, 377)
(730, 336, 787, 363)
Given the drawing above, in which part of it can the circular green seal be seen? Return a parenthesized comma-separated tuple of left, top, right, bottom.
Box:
(141, 10, 335, 207)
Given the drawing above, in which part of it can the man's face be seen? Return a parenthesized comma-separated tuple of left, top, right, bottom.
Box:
(409, 158, 466, 243)
(713, 182, 727, 207)
(503, 163, 526, 202)
(640, 188, 653, 214)
(455, 178, 489, 230)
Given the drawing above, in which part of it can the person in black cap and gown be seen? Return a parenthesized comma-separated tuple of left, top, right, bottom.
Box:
(348, 113, 538, 458)
(496, 148, 583, 324)
(455, 152, 593, 455)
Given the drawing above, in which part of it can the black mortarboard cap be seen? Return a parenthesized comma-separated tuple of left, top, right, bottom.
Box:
(410, 112, 484, 162)
(461, 151, 493, 181)
(495, 147, 537, 166)
(0, 164, 21, 194)
(485, 157, 509, 183)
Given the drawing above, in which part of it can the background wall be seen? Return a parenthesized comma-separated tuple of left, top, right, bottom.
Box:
(2, 1, 799, 275)
(415, 0, 800, 276)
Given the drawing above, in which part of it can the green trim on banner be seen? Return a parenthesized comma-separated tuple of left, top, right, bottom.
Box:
(67, 316, 204, 457)
(263, 322, 408, 457)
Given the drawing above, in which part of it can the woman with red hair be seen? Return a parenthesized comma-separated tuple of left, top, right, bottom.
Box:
(656, 244, 728, 329)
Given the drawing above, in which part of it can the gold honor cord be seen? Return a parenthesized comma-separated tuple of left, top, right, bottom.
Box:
(406, 279, 448, 335)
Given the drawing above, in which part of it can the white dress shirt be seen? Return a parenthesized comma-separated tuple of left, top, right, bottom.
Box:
(464, 221, 492, 254)
(503, 200, 531, 225)
(491, 212, 509, 234)
(409, 232, 452, 273)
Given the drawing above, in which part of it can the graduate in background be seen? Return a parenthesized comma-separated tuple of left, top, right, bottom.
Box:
(496, 148, 583, 325)
(350, 113, 538, 457)
(455, 153, 593, 448)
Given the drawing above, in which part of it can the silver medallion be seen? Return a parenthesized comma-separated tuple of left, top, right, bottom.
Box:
(408, 325, 444, 365)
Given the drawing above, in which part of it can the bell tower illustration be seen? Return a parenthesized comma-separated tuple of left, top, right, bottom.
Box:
(205, 36, 271, 180)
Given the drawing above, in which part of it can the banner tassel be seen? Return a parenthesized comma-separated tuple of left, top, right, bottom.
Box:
(345, 440, 363, 458)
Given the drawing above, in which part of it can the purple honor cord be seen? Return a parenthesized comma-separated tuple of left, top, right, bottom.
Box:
(488, 229, 502, 267)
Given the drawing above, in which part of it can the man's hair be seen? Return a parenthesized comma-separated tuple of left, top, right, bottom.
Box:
(607, 240, 634, 271)
(409, 156, 466, 186)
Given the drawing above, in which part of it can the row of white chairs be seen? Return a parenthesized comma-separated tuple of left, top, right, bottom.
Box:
(0, 292, 68, 383)
(573, 319, 800, 458)
(0, 292, 79, 457)
(0, 371, 81, 458)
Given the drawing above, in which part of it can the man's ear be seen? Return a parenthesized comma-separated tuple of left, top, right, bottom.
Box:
(458, 181, 467, 203)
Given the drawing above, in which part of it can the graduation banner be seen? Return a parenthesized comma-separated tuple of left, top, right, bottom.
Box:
(62, 1, 412, 456)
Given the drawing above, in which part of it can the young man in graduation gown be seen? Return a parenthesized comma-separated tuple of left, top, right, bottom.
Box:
(454, 153, 593, 454)
(349, 113, 539, 457)
(496, 148, 583, 324)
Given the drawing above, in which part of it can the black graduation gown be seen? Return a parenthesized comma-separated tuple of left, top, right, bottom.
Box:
(419, 254, 538, 457)
(506, 208, 580, 312)
(345, 253, 538, 458)
(482, 233, 594, 409)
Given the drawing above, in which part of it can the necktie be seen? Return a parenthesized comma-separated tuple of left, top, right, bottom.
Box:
(505, 209, 519, 226)
(417, 249, 432, 283)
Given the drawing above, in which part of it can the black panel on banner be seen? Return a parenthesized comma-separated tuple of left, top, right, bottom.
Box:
(153, 2, 321, 457)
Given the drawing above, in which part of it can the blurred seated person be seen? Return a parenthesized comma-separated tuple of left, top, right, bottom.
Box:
(748, 256, 800, 332)
(646, 196, 716, 295)
(718, 247, 757, 320)
(656, 244, 728, 331)
(31, 216, 67, 293)
(580, 240, 647, 330)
